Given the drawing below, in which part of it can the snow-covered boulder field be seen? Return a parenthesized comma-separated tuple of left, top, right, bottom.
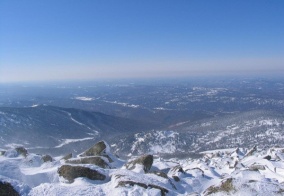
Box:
(1, 141, 284, 195)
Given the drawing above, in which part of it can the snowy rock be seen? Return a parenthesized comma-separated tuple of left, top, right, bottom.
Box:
(249, 164, 266, 171)
(204, 178, 235, 195)
(111, 171, 169, 196)
(168, 165, 185, 181)
(41, 155, 53, 163)
(263, 155, 271, 160)
(66, 156, 110, 168)
(15, 147, 28, 157)
(0, 181, 20, 196)
(80, 140, 109, 157)
(79, 140, 115, 163)
(62, 153, 72, 160)
(125, 154, 153, 173)
(57, 165, 106, 183)
(244, 145, 257, 157)
(4, 147, 28, 158)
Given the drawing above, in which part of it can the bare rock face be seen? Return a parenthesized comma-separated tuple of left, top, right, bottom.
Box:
(125, 154, 153, 173)
(15, 147, 28, 157)
(263, 155, 271, 160)
(204, 178, 235, 195)
(80, 141, 108, 157)
(249, 164, 266, 171)
(62, 153, 72, 160)
(0, 181, 20, 196)
(66, 157, 110, 168)
(79, 141, 113, 162)
(42, 154, 53, 162)
(244, 146, 257, 158)
(58, 165, 106, 183)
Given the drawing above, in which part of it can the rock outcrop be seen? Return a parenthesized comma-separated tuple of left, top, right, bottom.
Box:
(58, 165, 106, 183)
(42, 154, 53, 162)
(15, 147, 28, 157)
(79, 141, 113, 162)
(125, 154, 153, 173)
(62, 153, 72, 160)
(0, 181, 20, 196)
(66, 156, 110, 168)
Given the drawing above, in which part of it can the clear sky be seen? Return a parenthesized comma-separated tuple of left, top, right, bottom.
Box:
(0, 0, 283, 82)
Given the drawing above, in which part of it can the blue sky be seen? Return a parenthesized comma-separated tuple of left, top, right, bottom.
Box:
(0, 0, 283, 82)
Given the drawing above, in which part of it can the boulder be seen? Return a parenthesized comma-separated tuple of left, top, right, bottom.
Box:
(58, 165, 106, 183)
(125, 154, 153, 173)
(113, 174, 168, 196)
(66, 157, 110, 168)
(80, 141, 108, 157)
(80, 141, 113, 162)
(249, 165, 266, 171)
(244, 146, 257, 158)
(15, 147, 28, 157)
(62, 153, 72, 160)
(0, 181, 20, 196)
(263, 155, 271, 160)
(204, 178, 235, 195)
(42, 155, 53, 162)
(117, 180, 168, 196)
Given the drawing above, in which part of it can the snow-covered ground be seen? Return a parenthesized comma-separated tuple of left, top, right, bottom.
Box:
(1, 142, 284, 195)
(74, 97, 94, 101)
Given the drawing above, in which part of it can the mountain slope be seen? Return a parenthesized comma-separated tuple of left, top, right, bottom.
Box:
(0, 105, 155, 155)
(110, 110, 284, 158)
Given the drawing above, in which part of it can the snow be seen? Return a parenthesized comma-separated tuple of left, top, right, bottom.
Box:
(1, 144, 284, 195)
(74, 97, 94, 101)
(104, 101, 140, 108)
(55, 137, 95, 148)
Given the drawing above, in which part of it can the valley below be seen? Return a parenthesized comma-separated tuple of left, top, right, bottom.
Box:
(0, 77, 284, 195)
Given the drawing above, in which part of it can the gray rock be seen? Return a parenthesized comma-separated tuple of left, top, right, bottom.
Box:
(80, 141, 114, 163)
(62, 153, 72, 160)
(66, 157, 110, 168)
(249, 165, 266, 171)
(113, 174, 168, 196)
(42, 154, 53, 162)
(204, 178, 235, 195)
(125, 154, 153, 173)
(80, 141, 108, 157)
(263, 155, 271, 160)
(15, 147, 28, 157)
(58, 165, 106, 183)
(0, 181, 20, 196)
(244, 146, 257, 158)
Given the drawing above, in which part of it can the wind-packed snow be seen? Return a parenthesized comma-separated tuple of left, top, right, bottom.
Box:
(55, 137, 95, 148)
(1, 144, 284, 195)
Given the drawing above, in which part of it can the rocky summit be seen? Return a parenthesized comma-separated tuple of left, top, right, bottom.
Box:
(1, 141, 284, 195)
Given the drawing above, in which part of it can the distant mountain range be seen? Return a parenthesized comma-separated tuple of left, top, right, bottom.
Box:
(1, 105, 283, 159)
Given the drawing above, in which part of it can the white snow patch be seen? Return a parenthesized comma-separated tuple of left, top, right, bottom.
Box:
(55, 137, 94, 148)
(74, 97, 94, 101)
